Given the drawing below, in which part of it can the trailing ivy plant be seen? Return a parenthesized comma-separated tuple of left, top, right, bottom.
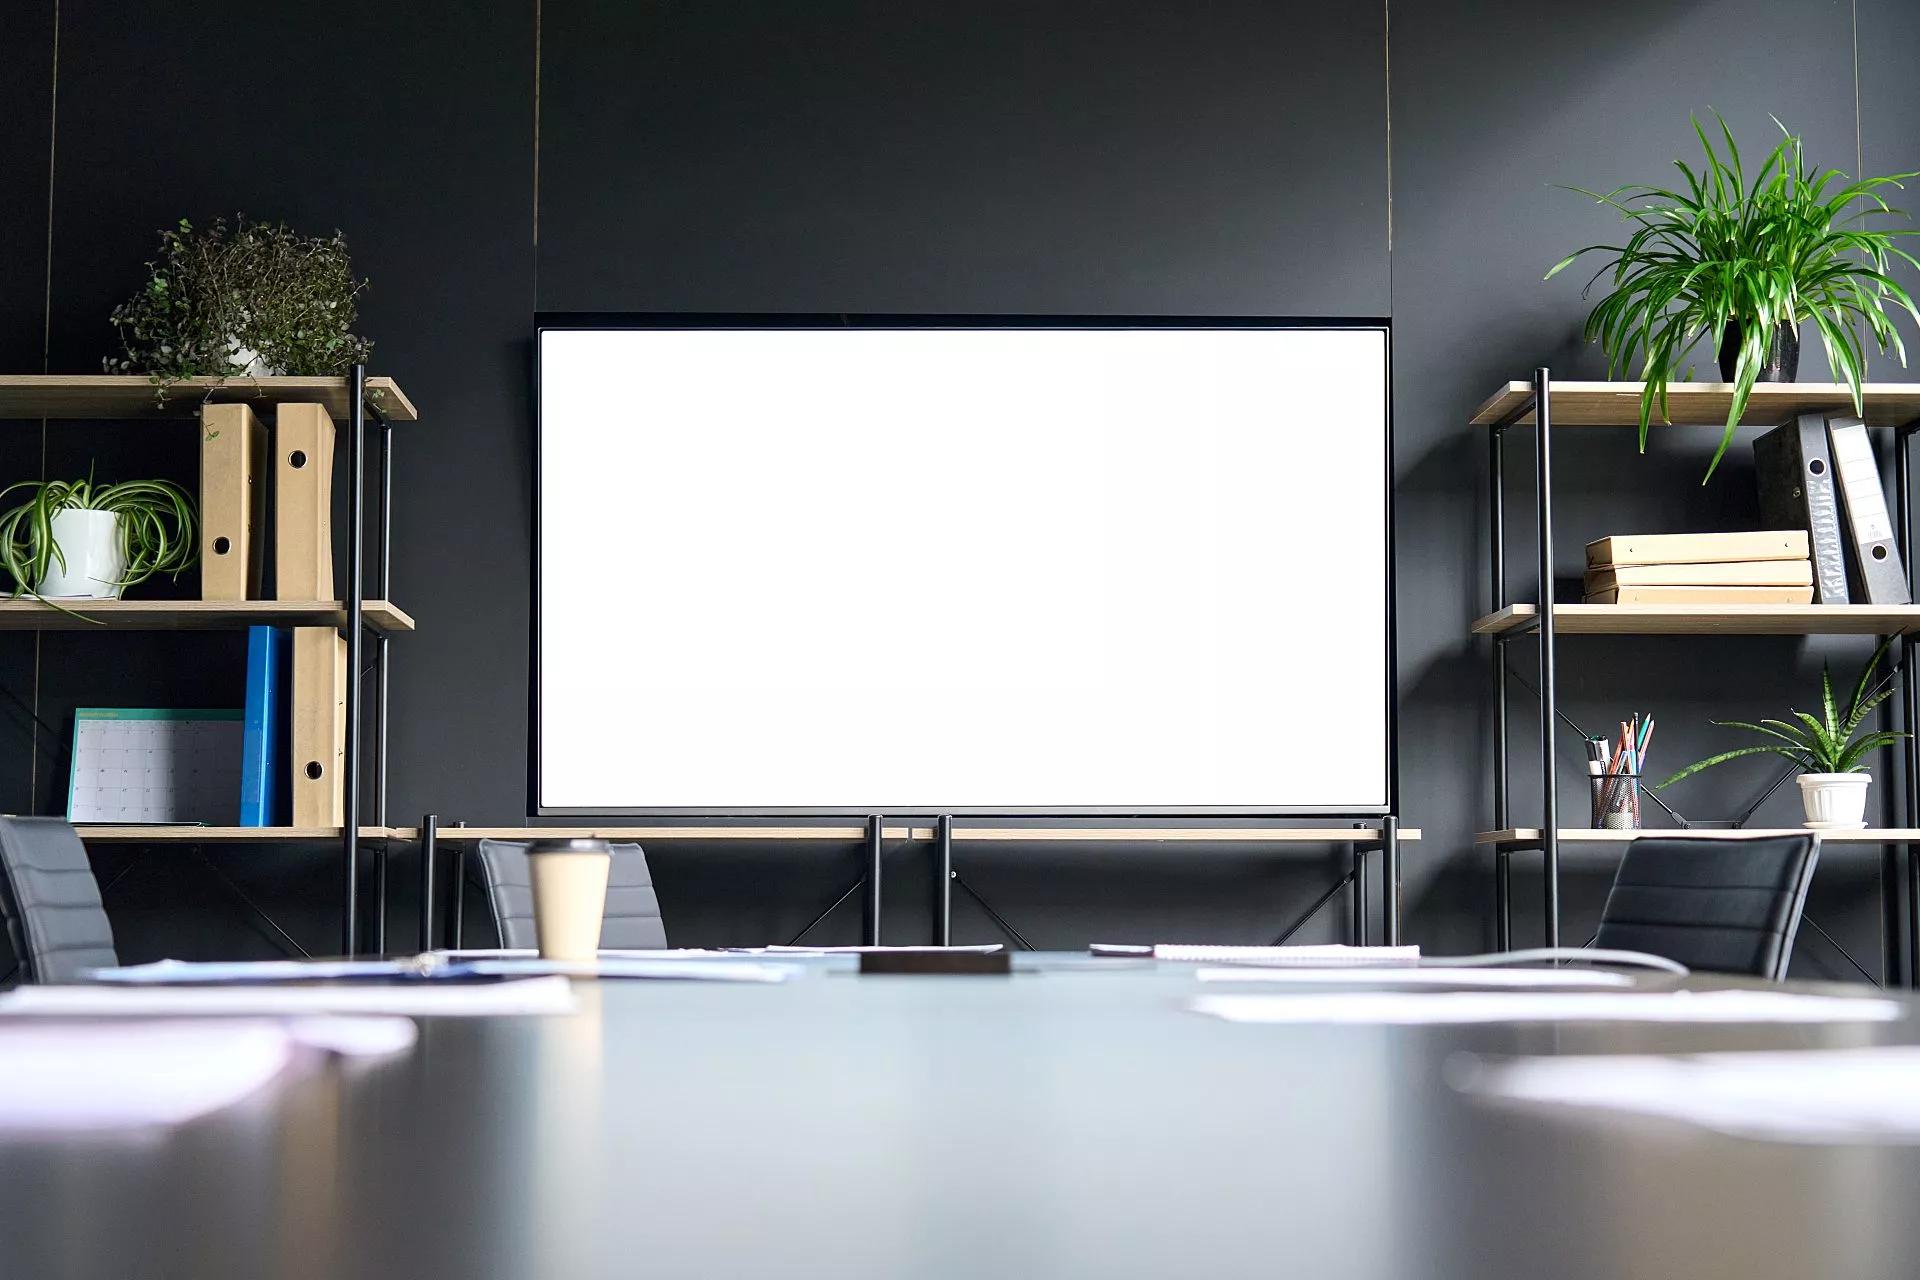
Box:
(106, 216, 373, 393)
(1547, 114, 1920, 480)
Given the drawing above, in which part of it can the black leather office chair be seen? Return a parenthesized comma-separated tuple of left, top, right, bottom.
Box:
(0, 816, 119, 983)
(471, 840, 668, 950)
(1592, 833, 1820, 980)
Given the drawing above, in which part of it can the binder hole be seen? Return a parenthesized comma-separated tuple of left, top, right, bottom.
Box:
(1874, 545, 1890, 561)
(212, 536, 231, 555)
(289, 450, 308, 469)
(305, 761, 324, 780)
(1809, 459, 1826, 476)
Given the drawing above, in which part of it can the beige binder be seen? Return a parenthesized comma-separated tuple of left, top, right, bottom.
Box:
(291, 626, 348, 826)
(275, 403, 336, 600)
(198, 403, 267, 599)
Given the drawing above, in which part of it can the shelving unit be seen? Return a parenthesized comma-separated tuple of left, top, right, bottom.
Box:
(3, 368, 412, 956)
(416, 820, 1416, 955)
(0, 599, 414, 633)
(1476, 373, 1920, 985)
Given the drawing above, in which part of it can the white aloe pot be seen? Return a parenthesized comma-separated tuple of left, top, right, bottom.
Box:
(1798, 772, 1871, 829)
(34, 509, 127, 599)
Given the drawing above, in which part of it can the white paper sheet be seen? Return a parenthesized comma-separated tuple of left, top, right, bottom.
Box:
(89, 958, 432, 984)
(0, 1016, 415, 1133)
(1195, 967, 1635, 988)
(1110, 944, 1420, 967)
(762, 945, 1005, 955)
(0, 977, 577, 1018)
(457, 958, 792, 982)
(1190, 990, 1905, 1025)
(1456, 1046, 1920, 1143)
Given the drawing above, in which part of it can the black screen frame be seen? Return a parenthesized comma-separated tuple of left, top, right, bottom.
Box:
(531, 313, 1397, 819)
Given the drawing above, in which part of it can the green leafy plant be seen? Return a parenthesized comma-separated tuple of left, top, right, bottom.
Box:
(1658, 637, 1907, 786)
(106, 216, 373, 394)
(1546, 113, 1920, 480)
(0, 475, 198, 599)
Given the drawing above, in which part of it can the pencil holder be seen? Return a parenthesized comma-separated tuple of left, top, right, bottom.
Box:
(1590, 772, 1642, 830)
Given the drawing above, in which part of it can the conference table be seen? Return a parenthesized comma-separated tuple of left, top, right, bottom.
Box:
(4, 957, 1920, 1279)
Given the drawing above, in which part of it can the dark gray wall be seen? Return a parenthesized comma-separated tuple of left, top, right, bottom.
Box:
(2, 1, 1915, 974)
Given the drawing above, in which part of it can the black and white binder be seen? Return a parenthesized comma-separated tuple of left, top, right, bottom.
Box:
(1754, 414, 1850, 604)
(1826, 414, 1911, 604)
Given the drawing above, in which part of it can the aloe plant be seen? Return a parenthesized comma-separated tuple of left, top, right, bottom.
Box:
(0, 475, 198, 599)
(1547, 113, 1920, 480)
(1658, 637, 1907, 785)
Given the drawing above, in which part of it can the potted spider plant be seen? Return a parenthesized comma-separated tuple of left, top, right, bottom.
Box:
(1546, 113, 1920, 480)
(0, 476, 198, 601)
(1657, 637, 1907, 828)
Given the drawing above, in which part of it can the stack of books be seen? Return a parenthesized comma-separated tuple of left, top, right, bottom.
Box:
(1583, 531, 1815, 605)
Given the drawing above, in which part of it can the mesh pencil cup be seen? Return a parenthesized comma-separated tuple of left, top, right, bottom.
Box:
(1590, 771, 1642, 831)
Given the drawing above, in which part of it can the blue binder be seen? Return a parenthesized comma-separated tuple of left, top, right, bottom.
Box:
(239, 626, 289, 826)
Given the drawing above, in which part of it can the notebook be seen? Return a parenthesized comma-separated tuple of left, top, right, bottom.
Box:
(1092, 943, 1421, 967)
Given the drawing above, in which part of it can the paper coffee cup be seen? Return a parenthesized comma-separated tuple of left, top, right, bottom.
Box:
(526, 839, 612, 962)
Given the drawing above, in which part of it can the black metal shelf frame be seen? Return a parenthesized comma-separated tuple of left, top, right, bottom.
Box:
(1485, 368, 1920, 985)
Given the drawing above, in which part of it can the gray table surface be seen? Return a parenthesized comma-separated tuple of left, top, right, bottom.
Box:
(3, 957, 1919, 1280)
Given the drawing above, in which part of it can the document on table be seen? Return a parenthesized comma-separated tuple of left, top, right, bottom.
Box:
(1190, 989, 1905, 1025)
(1195, 966, 1636, 988)
(0, 1016, 415, 1133)
(762, 945, 1006, 955)
(1097, 943, 1420, 967)
(1456, 1046, 1920, 1144)
(454, 958, 792, 982)
(0, 976, 577, 1017)
(90, 958, 435, 984)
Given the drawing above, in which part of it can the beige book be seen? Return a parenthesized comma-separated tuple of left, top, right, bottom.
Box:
(274, 403, 336, 600)
(199, 403, 267, 600)
(1583, 560, 1815, 592)
(291, 627, 348, 826)
(1584, 530, 1809, 568)
(1583, 584, 1816, 606)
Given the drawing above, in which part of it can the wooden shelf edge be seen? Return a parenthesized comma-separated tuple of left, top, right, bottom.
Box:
(0, 374, 418, 422)
(1479, 827, 1920, 845)
(1472, 603, 1920, 637)
(1468, 379, 1920, 429)
(72, 825, 414, 843)
(0, 598, 414, 634)
(429, 825, 1418, 844)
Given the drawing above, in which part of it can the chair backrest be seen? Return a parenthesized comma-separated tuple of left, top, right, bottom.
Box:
(0, 817, 119, 983)
(1593, 833, 1820, 980)
(471, 840, 667, 950)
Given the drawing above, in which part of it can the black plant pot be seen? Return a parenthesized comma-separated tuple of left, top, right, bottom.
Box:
(1717, 321, 1800, 382)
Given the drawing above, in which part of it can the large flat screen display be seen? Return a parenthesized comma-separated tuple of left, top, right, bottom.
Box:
(537, 321, 1391, 813)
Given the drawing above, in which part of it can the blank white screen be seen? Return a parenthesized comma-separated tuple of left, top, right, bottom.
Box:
(538, 326, 1388, 810)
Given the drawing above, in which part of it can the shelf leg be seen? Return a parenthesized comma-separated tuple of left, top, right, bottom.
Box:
(1899, 425, 1917, 986)
(1381, 815, 1400, 947)
(935, 815, 953, 946)
(341, 363, 367, 957)
(865, 814, 884, 946)
(1351, 844, 1369, 946)
(1533, 367, 1559, 949)
(1884, 846, 1904, 988)
(419, 813, 438, 952)
(1495, 847, 1511, 951)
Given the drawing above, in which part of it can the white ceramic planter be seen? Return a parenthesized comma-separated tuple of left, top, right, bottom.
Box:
(1798, 772, 1871, 829)
(34, 508, 128, 599)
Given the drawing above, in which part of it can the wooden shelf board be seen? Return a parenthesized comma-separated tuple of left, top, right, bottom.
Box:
(0, 598, 414, 634)
(73, 825, 415, 844)
(1469, 380, 1920, 429)
(1472, 603, 1920, 637)
(430, 825, 1417, 844)
(0, 375, 417, 423)
(1479, 827, 1920, 845)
